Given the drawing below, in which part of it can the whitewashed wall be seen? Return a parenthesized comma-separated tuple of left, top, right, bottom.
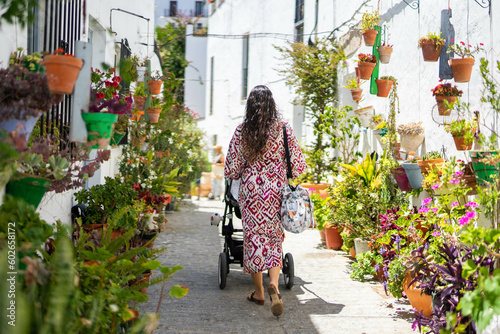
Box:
(199, 0, 500, 161)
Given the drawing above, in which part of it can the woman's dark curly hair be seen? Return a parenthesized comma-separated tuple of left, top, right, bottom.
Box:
(241, 85, 281, 163)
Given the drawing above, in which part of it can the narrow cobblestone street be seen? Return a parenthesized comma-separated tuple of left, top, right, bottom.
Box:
(139, 198, 416, 334)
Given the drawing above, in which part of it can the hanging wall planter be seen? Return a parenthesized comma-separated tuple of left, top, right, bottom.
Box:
(470, 151, 500, 184)
(133, 95, 147, 111)
(435, 95, 456, 116)
(400, 132, 425, 153)
(361, 30, 378, 46)
(6, 173, 52, 209)
(353, 106, 374, 128)
(453, 135, 473, 151)
(390, 167, 412, 191)
(402, 162, 424, 189)
(43, 54, 83, 95)
(350, 89, 363, 104)
(147, 108, 162, 124)
(147, 80, 163, 95)
(420, 40, 442, 62)
(375, 79, 394, 97)
(418, 158, 444, 176)
(377, 45, 393, 64)
(357, 62, 376, 80)
(449, 58, 475, 83)
(81, 112, 118, 149)
(136, 66, 146, 82)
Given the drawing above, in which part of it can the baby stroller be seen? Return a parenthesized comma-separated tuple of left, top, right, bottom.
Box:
(211, 178, 295, 290)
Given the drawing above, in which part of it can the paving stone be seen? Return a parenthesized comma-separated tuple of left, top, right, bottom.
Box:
(138, 198, 415, 333)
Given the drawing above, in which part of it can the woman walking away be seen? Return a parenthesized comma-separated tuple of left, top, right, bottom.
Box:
(224, 85, 306, 317)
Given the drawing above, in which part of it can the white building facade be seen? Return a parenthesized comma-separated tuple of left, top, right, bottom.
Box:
(188, 0, 500, 160)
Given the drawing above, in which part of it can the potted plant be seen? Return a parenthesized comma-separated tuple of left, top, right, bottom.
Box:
(356, 53, 377, 80)
(132, 82, 147, 110)
(469, 136, 499, 184)
(377, 42, 393, 64)
(431, 81, 463, 116)
(444, 118, 478, 151)
(110, 113, 128, 146)
(147, 70, 165, 95)
(375, 75, 395, 98)
(42, 47, 83, 95)
(397, 121, 425, 153)
(0, 62, 54, 144)
(402, 157, 424, 190)
(147, 96, 162, 124)
(344, 77, 364, 104)
(447, 39, 484, 83)
(417, 150, 444, 176)
(360, 10, 380, 46)
(418, 32, 445, 62)
(85, 68, 132, 149)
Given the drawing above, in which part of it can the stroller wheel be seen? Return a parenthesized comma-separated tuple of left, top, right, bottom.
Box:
(218, 252, 228, 289)
(282, 253, 294, 289)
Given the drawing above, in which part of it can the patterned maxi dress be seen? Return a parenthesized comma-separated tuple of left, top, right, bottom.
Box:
(224, 121, 307, 274)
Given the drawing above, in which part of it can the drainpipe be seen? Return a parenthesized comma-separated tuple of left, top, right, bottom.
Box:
(308, 0, 319, 47)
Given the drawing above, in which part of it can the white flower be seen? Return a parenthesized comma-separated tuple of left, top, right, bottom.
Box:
(109, 304, 119, 313)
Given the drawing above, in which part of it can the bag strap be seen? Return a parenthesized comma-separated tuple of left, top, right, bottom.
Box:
(282, 124, 293, 180)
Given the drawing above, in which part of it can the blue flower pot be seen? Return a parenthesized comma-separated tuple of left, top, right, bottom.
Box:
(402, 162, 424, 190)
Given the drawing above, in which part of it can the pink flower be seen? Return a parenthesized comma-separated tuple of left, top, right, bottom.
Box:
(450, 178, 460, 184)
(480, 43, 484, 46)
(465, 202, 478, 208)
(459, 216, 470, 225)
(460, 41, 465, 45)
(432, 231, 441, 237)
(451, 201, 459, 207)
(432, 183, 441, 190)
(419, 207, 430, 214)
(450, 38, 454, 42)
(432, 207, 439, 213)
(465, 211, 476, 220)
(422, 197, 432, 206)
(455, 171, 464, 176)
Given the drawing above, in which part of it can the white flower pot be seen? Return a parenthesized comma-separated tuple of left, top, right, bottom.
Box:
(400, 132, 425, 153)
(353, 106, 374, 128)
(136, 66, 147, 82)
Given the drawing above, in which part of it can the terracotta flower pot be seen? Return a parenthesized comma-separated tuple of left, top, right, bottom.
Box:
(377, 46, 393, 64)
(325, 226, 343, 250)
(420, 41, 442, 62)
(449, 58, 475, 83)
(357, 62, 376, 80)
(133, 95, 147, 111)
(319, 229, 326, 244)
(349, 247, 356, 258)
(43, 55, 83, 94)
(403, 271, 432, 318)
(361, 29, 378, 46)
(350, 88, 363, 103)
(147, 107, 162, 123)
(147, 80, 163, 95)
(435, 95, 456, 116)
(375, 79, 393, 97)
(417, 158, 444, 176)
(453, 136, 473, 151)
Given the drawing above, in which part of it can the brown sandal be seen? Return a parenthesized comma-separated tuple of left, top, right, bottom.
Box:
(267, 285, 283, 316)
(247, 291, 265, 306)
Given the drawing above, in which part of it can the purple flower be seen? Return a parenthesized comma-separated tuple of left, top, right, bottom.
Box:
(432, 231, 441, 237)
(449, 178, 460, 184)
(380, 246, 386, 255)
(422, 197, 432, 206)
(455, 171, 464, 176)
(432, 183, 441, 190)
(419, 207, 430, 213)
(383, 281, 388, 290)
(424, 242, 430, 250)
(465, 202, 478, 208)
(451, 201, 459, 207)
(432, 207, 439, 213)
(374, 264, 380, 272)
(395, 235, 401, 249)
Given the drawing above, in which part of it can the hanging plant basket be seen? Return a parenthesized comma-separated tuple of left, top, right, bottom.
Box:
(453, 135, 473, 151)
(43, 55, 83, 94)
(390, 166, 412, 191)
(417, 158, 445, 176)
(361, 30, 378, 46)
(357, 62, 376, 80)
(353, 106, 374, 128)
(470, 151, 500, 184)
(133, 95, 147, 111)
(449, 58, 475, 83)
(377, 46, 393, 64)
(420, 41, 442, 62)
(81, 112, 118, 149)
(435, 95, 456, 116)
(400, 132, 425, 153)
(375, 79, 394, 97)
(147, 80, 163, 95)
(6, 173, 52, 209)
(147, 108, 162, 124)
